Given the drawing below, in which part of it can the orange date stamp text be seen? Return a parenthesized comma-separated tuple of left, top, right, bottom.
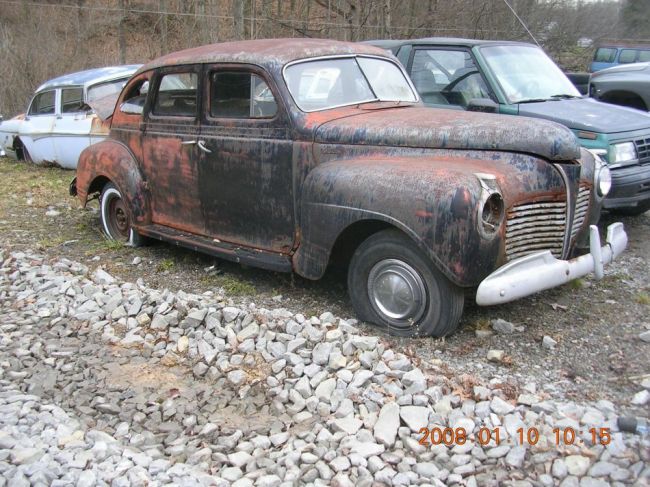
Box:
(417, 427, 611, 447)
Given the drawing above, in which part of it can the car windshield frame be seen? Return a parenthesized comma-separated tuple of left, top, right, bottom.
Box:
(282, 54, 419, 112)
(479, 44, 581, 104)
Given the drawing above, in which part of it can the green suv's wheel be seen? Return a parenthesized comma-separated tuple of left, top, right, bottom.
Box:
(100, 183, 144, 246)
(611, 200, 650, 217)
(348, 229, 464, 337)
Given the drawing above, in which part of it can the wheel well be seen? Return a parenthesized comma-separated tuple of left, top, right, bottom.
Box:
(328, 220, 395, 270)
(13, 137, 25, 160)
(88, 176, 111, 197)
(600, 90, 648, 111)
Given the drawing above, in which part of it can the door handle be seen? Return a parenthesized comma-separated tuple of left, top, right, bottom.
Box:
(197, 140, 212, 153)
(181, 140, 197, 145)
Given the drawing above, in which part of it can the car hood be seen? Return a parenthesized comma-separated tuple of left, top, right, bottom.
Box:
(516, 97, 650, 134)
(314, 105, 580, 161)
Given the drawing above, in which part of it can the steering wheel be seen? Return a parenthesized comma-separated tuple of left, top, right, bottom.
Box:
(442, 70, 479, 93)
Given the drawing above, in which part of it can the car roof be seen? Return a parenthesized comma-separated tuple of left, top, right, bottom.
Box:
(595, 40, 650, 49)
(36, 65, 142, 92)
(136, 38, 391, 74)
(365, 37, 536, 50)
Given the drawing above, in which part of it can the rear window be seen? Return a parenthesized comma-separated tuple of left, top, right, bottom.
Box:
(619, 49, 637, 64)
(594, 48, 617, 63)
(152, 72, 198, 117)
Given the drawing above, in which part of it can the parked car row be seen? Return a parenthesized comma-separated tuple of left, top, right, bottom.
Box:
(0, 38, 643, 337)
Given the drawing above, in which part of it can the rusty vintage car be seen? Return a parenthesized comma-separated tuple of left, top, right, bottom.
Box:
(71, 39, 627, 337)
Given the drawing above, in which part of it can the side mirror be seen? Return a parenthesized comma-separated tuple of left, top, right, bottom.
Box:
(467, 98, 498, 113)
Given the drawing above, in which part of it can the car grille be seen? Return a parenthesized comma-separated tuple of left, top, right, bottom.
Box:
(570, 184, 591, 241)
(635, 137, 650, 163)
(505, 200, 567, 261)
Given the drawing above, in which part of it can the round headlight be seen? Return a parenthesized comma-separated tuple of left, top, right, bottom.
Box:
(480, 193, 504, 233)
(598, 165, 612, 197)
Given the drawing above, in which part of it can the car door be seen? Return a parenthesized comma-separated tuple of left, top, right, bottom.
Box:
(407, 47, 492, 109)
(198, 64, 295, 253)
(21, 89, 58, 163)
(52, 86, 92, 169)
(140, 66, 205, 235)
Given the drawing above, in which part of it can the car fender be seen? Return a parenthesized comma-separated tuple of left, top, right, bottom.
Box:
(0, 116, 26, 159)
(76, 139, 151, 225)
(293, 155, 503, 287)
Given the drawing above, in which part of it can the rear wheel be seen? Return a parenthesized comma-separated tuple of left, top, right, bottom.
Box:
(100, 183, 144, 246)
(348, 229, 464, 337)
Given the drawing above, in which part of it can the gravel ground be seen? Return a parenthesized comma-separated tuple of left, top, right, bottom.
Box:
(0, 157, 649, 485)
(0, 249, 648, 486)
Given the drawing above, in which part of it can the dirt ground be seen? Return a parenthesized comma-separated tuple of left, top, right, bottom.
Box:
(1, 157, 648, 415)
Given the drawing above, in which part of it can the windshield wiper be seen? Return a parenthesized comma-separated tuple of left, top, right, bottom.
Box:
(549, 94, 582, 99)
(517, 98, 549, 104)
(357, 100, 415, 110)
(518, 94, 582, 104)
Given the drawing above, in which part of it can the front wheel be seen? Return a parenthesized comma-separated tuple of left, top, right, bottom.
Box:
(348, 229, 464, 337)
(100, 183, 145, 247)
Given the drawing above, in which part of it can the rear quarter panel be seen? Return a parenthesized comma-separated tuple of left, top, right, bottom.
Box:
(76, 139, 150, 225)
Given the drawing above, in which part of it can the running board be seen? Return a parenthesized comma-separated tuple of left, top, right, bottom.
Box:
(137, 224, 293, 273)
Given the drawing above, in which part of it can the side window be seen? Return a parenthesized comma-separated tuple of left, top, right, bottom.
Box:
(210, 72, 277, 118)
(619, 49, 637, 64)
(152, 72, 198, 117)
(594, 48, 617, 63)
(411, 49, 490, 107)
(120, 79, 150, 115)
(61, 87, 86, 113)
(28, 90, 56, 116)
(638, 50, 650, 62)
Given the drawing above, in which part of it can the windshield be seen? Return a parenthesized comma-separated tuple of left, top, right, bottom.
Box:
(284, 56, 417, 112)
(480, 45, 580, 103)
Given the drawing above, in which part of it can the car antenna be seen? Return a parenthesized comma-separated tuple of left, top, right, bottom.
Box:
(501, 0, 541, 47)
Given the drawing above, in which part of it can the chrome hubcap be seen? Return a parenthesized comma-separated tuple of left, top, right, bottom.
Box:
(368, 259, 427, 325)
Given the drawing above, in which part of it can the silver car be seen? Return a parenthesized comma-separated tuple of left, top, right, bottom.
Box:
(590, 62, 650, 112)
(0, 65, 140, 169)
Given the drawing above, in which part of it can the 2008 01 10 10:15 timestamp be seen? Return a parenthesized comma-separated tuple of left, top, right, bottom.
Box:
(417, 427, 612, 446)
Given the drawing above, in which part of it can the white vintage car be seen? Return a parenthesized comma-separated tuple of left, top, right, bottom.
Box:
(0, 65, 140, 169)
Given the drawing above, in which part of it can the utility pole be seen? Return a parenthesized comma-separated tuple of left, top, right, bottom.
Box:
(234, 0, 245, 40)
(118, 0, 127, 64)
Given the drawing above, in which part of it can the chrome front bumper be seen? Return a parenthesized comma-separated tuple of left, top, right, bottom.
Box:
(476, 223, 628, 306)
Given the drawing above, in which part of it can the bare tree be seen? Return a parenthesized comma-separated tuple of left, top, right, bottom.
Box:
(0, 0, 631, 116)
(233, 0, 245, 40)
